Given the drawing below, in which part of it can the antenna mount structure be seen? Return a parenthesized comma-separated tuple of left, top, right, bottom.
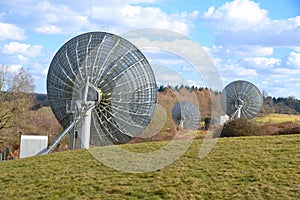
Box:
(43, 31, 157, 154)
(172, 102, 200, 130)
(221, 80, 263, 120)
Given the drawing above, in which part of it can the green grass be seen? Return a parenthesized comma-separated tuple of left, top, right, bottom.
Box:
(0, 134, 299, 199)
(253, 114, 300, 124)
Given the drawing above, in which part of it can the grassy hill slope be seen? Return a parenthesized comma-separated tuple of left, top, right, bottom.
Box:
(0, 134, 299, 199)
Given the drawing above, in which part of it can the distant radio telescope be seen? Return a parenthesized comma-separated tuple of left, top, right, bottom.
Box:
(221, 80, 263, 119)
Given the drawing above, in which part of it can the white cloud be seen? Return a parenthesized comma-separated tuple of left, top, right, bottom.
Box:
(273, 68, 300, 75)
(123, 33, 218, 78)
(2, 42, 43, 57)
(88, 5, 191, 35)
(202, 0, 300, 49)
(51, 0, 157, 8)
(34, 1, 96, 34)
(7, 64, 22, 72)
(186, 79, 206, 87)
(177, 10, 200, 20)
(293, 47, 300, 52)
(217, 59, 258, 78)
(150, 58, 185, 66)
(2, 0, 97, 35)
(260, 72, 300, 98)
(199, 46, 223, 67)
(158, 74, 183, 85)
(287, 51, 300, 68)
(182, 65, 193, 72)
(202, 0, 299, 93)
(35, 25, 61, 34)
(203, 0, 269, 31)
(17, 55, 29, 62)
(243, 57, 281, 68)
(2, 0, 194, 35)
(0, 22, 26, 41)
(239, 46, 274, 57)
(235, 66, 257, 76)
(204, 44, 274, 57)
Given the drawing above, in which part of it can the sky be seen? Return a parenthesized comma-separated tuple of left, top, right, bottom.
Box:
(0, 0, 299, 98)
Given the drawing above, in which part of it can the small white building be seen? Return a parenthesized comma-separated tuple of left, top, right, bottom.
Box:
(218, 115, 229, 125)
(19, 135, 48, 158)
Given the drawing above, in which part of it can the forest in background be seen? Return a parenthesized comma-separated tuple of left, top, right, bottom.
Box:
(33, 85, 300, 115)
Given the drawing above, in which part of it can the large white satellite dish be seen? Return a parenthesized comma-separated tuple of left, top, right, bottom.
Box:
(43, 32, 157, 154)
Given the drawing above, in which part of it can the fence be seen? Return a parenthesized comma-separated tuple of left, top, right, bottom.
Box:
(0, 147, 14, 162)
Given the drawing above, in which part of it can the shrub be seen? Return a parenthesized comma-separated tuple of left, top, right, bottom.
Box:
(220, 118, 261, 137)
(261, 122, 300, 135)
(212, 119, 300, 138)
(280, 126, 300, 135)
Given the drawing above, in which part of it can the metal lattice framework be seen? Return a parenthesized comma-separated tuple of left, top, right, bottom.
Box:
(47, 32, 157, 147)
(172, 102, 200, 129)
(221, 80, 263, 119)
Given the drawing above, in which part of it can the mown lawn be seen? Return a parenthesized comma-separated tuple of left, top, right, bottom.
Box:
(0, 134, 299, 199)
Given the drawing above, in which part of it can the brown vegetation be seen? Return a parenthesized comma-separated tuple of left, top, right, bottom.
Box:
(0, 68, 35, 149)
(260, 121, 300, 135)
(217, 118, 300, 138)
(131, 86, 221, 143)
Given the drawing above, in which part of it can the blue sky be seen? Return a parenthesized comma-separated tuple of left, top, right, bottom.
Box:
(0, 0, 299, 98)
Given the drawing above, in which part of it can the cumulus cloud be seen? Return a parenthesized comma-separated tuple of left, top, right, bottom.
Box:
(122, 30, 222, 92)
(2, 42, 43, 58)
(273, 68, 300, 75)
(216, 58, 258, 80)
(0, 22, 26, 41)
(203, 0, 269, 31)
(17, 55, 29, 62)
(227, 65, 257, 77)
(2, 0, 194, 35)
(211, 44, 274, 57)
(262, 73, 300, 97)
(201, 0, 300, 49)
(287, 51, 300, 68)
(200, 0, 300, 97)
(158, 74, 184, 85)
(32, 1, 97, 34)
(243, 57, 281, 68)
(35, 25, 61, 34)
(88, 5, 192, 34)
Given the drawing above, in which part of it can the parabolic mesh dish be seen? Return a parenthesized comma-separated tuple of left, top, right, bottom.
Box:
(172, 102, 200, 129)
(47, 32, 157, 146)
(221, 80, 263, 119)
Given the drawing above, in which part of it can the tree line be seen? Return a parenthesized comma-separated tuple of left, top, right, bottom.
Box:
(34, 84, 300, 115)
(158, 84, 300, 115)
(263, 96, 300, 114)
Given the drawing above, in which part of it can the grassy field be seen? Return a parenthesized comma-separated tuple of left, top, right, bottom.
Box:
(253, 114, 300, 124)
(0, 134, 299, 199)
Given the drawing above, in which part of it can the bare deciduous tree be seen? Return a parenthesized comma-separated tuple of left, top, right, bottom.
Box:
(0, 65, 35, 145)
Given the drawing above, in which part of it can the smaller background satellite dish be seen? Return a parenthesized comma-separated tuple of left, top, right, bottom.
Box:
(172, 102, 200, 129)
(221, 80, 263, 119)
